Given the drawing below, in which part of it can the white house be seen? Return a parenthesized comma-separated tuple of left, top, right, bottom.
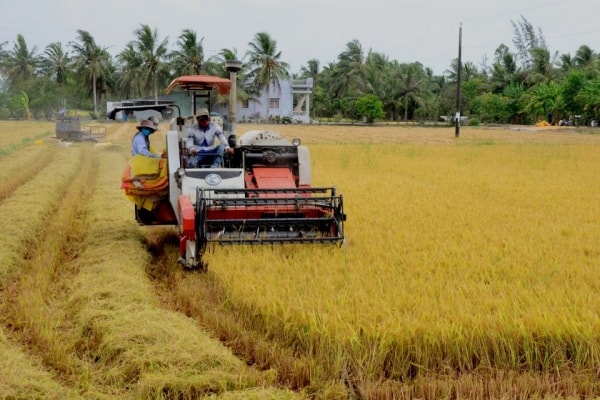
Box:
(235, 78, 313, 124)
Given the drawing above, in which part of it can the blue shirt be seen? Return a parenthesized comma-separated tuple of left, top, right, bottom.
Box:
(132, 131, 160, 158)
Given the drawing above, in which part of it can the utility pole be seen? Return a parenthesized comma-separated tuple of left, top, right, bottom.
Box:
(455, 23, 462, 138)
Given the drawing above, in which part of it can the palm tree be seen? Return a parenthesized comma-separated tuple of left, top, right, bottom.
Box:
(41, 42, 69, 85)
(208, 47, 255, 109)
(116, 43, 143, 98)
(70, 30, 112, 115)
(557, 53, 573, 76)
(397, 62, 425, 121)
(169, 29, 206, 76)
(3, 34, 40, 86)
(335, 39, 367, 97)
(131, 24, 169, 103)
(574, 45, 595, 69)
(488, 44, 519, 93)
(527, 47, 559, 84)
(300, 58, 320, 87)
(364, 51, 389, 97)
(245, 32, 290, 119)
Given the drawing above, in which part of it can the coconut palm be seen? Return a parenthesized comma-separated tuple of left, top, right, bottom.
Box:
(3, 34, 40, 86)
(169, 29, 206, 76)
(300, 58, 320, 87)
(41, 42, 69, 85)
(363, 51, 389, 97)
(488, 44, 519, 93)
(335, 39, 367, 97)
(245, 32, 290, 119)
(397, 62, 426, 121)
(574, 45, 595, 69)
(70, 30, 112, 115)
(527, 47, 559, 85)
(557, 53, 573, 75)
(130, 24, 169, 103)
(209, 47, 255, 109)
(116, 43, 144, 99)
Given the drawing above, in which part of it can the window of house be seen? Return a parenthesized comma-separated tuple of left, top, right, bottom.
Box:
(242, 99, 249, 109)
(269, 98, 280, 109)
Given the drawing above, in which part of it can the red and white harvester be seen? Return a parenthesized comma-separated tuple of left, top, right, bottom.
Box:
(117, 61, 345, 269)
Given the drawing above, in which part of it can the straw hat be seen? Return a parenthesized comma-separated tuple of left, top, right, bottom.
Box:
(136, 119, 157, 131)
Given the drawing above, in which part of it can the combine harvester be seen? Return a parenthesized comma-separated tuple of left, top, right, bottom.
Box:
(117, 62, 346, 269)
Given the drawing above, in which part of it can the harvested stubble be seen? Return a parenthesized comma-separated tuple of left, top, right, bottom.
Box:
(0, 122, 302, 399)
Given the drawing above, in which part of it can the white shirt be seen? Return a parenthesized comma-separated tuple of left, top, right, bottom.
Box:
(186, 122, 229, 153)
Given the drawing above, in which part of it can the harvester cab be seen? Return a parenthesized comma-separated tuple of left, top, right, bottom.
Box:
(118, 66, 346, 270)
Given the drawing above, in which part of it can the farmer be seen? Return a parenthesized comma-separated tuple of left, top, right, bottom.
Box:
(131, 119, 161, 158)
(186, 108, 233, 168)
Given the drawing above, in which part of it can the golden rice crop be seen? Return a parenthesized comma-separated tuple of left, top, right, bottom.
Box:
(203, 126, 600, 388)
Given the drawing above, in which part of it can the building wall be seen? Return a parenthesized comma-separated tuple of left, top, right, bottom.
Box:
(235, 78, 312, 123)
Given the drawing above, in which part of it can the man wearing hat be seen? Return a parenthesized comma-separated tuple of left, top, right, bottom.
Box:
(186, 108, 233, 168)
(131, 119, 161, 158)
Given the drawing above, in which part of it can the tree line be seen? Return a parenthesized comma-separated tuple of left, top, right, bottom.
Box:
(1, 17, 600, 125)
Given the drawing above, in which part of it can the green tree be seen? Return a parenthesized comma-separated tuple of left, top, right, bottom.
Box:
(523, 81, 563, 122)
(575, 78, 600, 122)
(471, 92, 510, 123)
(397, 62, 426, 121)
(335, 39, 367, 97)
(3, 34, 40, 87)
(511, 15, 546, 69)
(489, 44, 519, 93)
(246, 32, 290, 119)
(210, 48, 255, 109)
(131, 24, 169, 103)
(13, 91, 31, 119)
(70, 30, 112, 115)
(40, 42, 69, 85)
(116, 43, 143, 99)
(527, 47, 558, 84)
(169, 29, 206, 76)
(574, 45, 596, 69)
(355, 94, 384, 123)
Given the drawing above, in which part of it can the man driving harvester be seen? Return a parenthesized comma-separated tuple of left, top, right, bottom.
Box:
(186, 108, 233, 168)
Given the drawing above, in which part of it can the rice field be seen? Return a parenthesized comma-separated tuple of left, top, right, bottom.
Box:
(1, 120, 600, 399)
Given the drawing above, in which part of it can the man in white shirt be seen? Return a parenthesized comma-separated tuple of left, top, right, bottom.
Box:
(186, 108, 233, 168)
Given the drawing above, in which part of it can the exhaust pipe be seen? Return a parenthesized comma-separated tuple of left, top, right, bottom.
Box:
(225, 60, 242, 140)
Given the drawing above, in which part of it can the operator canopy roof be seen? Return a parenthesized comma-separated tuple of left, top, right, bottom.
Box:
(166, 75, 232, 96)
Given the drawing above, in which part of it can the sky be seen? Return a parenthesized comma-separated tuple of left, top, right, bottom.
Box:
(2, 0, 600, 76)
